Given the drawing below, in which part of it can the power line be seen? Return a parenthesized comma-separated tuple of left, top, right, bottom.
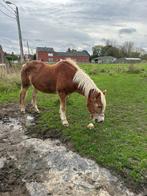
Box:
(2, 0, 16, 13)
(0, 2, 15, 15)
(7, 4, 16, 13)
(0, 8, 15, 19)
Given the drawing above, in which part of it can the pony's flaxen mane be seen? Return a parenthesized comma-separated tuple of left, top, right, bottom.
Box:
(56, 58, 79, 69)
(73, 68, 101, 97)
(60, 58, 101, 97)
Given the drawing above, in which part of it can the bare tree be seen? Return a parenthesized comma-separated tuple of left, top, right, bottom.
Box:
(121, 41, 134, 57)
(105, 39, 117, 47)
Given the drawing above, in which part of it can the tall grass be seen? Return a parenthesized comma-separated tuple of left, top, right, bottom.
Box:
(0, 65, 21, 92)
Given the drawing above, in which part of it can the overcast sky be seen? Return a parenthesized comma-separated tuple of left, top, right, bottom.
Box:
(0, 0, 147, 54)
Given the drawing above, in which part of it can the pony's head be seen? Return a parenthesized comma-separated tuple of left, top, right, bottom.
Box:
(87, 89, 106, 123)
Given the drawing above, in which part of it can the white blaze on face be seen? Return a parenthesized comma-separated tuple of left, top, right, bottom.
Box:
(93, 92, 106, 123)
(101, 92, 106, 113)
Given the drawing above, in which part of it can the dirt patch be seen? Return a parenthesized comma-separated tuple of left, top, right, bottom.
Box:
(0, 103, 146, 196)
(0, 104, 31, 196)
(0, 159, 29, 196)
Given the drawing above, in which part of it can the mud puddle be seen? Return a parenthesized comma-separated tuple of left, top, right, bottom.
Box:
(0, 104, 146, 196)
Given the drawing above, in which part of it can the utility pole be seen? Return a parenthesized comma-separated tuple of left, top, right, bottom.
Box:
(16, 6, 24, 63)
(26, 40, 30, 61)
(5, 1, 24, 63)
(27, 41, 30, 56)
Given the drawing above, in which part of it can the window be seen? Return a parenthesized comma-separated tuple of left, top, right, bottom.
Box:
(48, 53, 53, 56)
(48, 58, 53, 62)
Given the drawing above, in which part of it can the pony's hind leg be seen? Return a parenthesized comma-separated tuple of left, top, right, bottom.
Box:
(31, 88, 40, 113)
(19, 87, 28, 113)
(58, 92, 69, 127)
(20, 66, 31, 113)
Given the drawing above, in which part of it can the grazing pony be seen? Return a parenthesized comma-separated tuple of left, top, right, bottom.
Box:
(20, 59, 106, 126)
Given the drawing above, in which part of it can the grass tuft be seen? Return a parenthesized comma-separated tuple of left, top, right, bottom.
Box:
(127, 64, 143, 74)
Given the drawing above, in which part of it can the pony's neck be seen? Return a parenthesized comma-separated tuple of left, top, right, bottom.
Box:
(73, 69, 100, 97)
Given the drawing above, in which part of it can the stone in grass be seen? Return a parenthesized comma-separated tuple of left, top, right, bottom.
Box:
(87, 123, 95, 129)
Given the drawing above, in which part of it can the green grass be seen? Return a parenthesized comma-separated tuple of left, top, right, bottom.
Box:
(0, 63, 147, 189)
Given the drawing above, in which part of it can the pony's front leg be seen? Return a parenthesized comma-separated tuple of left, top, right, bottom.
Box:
(58, 92, 69, 127)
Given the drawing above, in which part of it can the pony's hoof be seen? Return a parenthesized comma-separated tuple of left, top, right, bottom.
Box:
(63, 121, 69, 127)
(35, 109, 40, 113)
(20, 109, 25, 113)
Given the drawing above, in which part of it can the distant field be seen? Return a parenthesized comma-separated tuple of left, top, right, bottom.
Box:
(0, 63, 147, 189)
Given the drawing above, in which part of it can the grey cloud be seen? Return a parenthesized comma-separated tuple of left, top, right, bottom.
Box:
(119, 28, 137, 35)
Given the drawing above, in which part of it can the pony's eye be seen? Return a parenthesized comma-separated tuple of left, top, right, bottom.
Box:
(98, 106, 102, 109)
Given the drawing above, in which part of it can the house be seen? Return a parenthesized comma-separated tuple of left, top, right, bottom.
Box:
(36, 47, 90, 63)
(115, 57, 141, 64)
(0, 45, 4, 64)
(91, 56, 117, 64)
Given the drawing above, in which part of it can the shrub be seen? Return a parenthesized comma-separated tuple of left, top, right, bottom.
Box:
(127, 64, 142, 74)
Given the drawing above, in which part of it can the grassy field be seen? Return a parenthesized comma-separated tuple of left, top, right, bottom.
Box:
(0, 63, 147, 189)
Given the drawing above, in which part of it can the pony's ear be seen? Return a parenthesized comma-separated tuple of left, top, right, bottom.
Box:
(96, 92, 101, 99)
(103, 89, 107, 95)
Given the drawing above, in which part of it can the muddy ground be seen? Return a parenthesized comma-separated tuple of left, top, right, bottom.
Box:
(0, 103, 146, 196)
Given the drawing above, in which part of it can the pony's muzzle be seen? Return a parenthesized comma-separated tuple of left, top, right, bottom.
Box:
(98, 115, 104, 123)
(95, 119, 104, 123)
(94, 114, 104, 123)
(98, 119, 104, 123)
(92, 113, 105, 123)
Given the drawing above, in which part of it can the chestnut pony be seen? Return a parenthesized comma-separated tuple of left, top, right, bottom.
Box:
(20, 59, 106, 126)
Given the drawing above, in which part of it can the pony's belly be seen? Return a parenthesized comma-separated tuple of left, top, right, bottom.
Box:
(31, 79, 56, 93)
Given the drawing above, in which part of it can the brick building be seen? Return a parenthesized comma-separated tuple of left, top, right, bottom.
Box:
(0, 45, 4, 64)
(36, 47, 90, 63)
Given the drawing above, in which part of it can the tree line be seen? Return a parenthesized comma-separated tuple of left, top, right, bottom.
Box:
(92, 40, 147, 60)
